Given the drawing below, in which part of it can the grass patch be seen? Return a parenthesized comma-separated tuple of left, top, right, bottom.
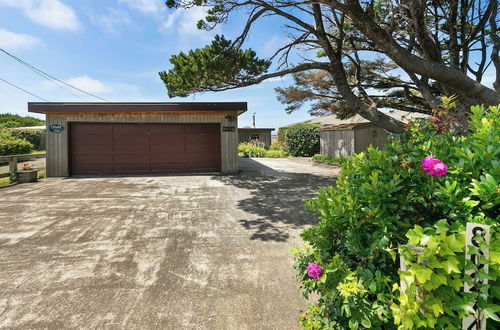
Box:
(0, 176, 10, 187)
(311, 154, 346, 165)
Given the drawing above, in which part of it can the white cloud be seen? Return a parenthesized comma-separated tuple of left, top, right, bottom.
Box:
(90, 7, 132, 35)
(118, 0, 162, 15)
(43, 75, 111, 94)
(0, 0, 81, 32)
(160, 7, 216, 45)
(0, 28, 43, 50)
(64, 76, 111, 93)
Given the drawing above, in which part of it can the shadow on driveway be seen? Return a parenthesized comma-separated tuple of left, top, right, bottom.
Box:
(214, 158, 338, 242)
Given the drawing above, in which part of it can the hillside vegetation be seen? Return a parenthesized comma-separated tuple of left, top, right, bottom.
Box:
(0, 113, 45, 128)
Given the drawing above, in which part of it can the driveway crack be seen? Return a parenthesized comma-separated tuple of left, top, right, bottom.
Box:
(0, 257, 61, 320)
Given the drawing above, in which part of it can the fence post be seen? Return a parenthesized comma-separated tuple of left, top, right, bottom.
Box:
(9, 156, 17, 174)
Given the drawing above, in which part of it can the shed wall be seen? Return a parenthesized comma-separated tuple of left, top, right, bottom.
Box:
(238, 130, 272, 147)
(320, 130, 355, 157)
(353, 125, 389, 153)
(46, 112, 239, 176)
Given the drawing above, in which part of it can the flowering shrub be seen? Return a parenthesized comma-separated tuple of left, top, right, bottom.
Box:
(421, 156, 448, 176)
(293, 105, 499, 329)
(20, 163, 34, 171)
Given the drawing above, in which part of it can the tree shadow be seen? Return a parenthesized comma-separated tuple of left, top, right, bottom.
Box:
(214, 158, 338, 242)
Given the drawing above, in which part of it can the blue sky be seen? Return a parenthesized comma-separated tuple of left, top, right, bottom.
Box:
(0, 0, 312, 128)
(1, 1, 496, 129)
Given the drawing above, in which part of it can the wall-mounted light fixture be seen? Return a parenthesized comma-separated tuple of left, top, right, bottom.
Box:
(225, 115, 235, 122)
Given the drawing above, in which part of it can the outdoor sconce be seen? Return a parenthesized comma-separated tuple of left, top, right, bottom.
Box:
(225, 115, 235, 122)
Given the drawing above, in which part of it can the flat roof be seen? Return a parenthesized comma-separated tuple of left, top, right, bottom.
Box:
(28, 102, 247, 115)
(238, 127, 275, 131)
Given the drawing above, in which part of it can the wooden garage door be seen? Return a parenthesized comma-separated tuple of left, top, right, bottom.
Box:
(70, 123, 221, 175)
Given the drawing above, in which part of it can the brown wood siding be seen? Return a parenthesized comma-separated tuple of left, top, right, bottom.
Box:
(353, 125, 389, 153)
(320, 130, 355, 158)
(46, 112, 238, 176)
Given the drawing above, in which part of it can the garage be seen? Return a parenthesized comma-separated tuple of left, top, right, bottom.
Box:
(28, 102, 246, 176)
(70, 123, 221, 175)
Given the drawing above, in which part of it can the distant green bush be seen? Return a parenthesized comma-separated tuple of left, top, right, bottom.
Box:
(266, 149, 287, 158)
(270, 141, 285, 151)
(0, 131, 34, 155)
(285, 123, 321, 157)
(0, 113, 44, 128)
(10, 129, 44, 150)
(238, 142, 287, 158)
(278, 127, 289, 144)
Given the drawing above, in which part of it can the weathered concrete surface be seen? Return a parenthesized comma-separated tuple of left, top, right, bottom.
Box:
(0, 158, 339, 329)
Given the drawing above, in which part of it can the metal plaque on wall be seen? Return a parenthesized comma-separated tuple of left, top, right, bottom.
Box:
(49, 124, 64, 133)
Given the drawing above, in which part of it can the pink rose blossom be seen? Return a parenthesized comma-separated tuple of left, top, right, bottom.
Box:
(421, 156, 448, 176)
(307, 263, 323, 280)
(432, 117, 442, 124)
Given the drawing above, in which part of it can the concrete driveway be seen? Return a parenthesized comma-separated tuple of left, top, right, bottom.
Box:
(0, 158, 338, 329)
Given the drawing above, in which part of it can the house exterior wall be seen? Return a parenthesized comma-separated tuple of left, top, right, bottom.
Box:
(353, 125, 389, 154)
(238, 129, 273, 148)
(320, 129, 355, 157)
(46, 111, 239, 177)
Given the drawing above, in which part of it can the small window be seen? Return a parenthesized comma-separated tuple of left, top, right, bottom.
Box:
(372, 130, 377, 137)
(250, 133, 260, 140)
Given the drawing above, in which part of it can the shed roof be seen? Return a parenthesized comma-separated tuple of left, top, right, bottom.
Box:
(321, 123, 372, 131)
(28, 102, 248, 115)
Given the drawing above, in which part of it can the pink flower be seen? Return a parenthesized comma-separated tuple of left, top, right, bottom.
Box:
(307, 263, 323, 280)
(421, 156, 448, 176)
(432, 117, 442, 124)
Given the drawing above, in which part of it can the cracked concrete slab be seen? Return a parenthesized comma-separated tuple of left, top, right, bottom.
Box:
(0, 158, 339, 329)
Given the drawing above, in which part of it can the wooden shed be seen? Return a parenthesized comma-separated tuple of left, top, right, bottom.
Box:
(238, 128, 274, 148)
(28, 102, 247, 176)
(320, 123, 389, 158)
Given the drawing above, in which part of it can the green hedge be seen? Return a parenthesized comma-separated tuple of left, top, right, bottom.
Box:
(10, 129, 44, 150)
(238, 142, 287, 158)
(293, 103, 499, 329)
(0, 133, 34, 155)
(285, 123, 321, 157)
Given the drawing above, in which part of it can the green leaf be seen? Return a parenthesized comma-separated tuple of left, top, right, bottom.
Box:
(410, 264, 433, 283)
(361, 317, 372, 328)
(441, 256, 460, 274)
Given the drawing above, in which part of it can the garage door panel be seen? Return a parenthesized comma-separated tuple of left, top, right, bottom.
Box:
(70, 123, 221, 175)
(114, 144, 150, 154)
(114, 135, 149, 144)
(72, 144, 113, 154)
(185, 124, 219, 133)
(150, 144, 184, 153)
(113, 124, 149, 134)
(150, 124, 184, 133)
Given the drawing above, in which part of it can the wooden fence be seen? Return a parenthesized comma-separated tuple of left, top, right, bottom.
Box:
(0, 153, 46, 178)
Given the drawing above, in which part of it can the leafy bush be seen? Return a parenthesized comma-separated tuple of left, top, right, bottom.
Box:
(278, 127, 289, 143)
(0, 113, 44, 128)
(294, 104, 499, 329)
(392, 220, 499, 329)
(311, 154, 345, 165)
(285, 123, 321, 157)
(0, 132, 34, 155)
(238, 142, 288, 158)
(10, 129, 45, 150)
(266, 149, 287, 158)
(270, 141, 285, 151)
